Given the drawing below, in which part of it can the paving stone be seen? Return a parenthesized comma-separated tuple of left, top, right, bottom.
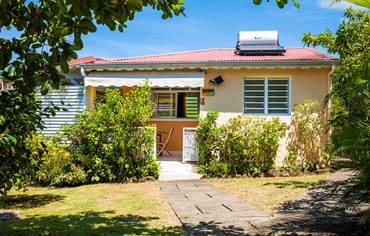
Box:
(161, 169, 368, 235)
(160, 179, 269, 235)
(173, 207, 202, 218)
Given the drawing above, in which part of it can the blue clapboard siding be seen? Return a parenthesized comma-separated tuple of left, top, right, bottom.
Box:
(37, 85, 85, 137)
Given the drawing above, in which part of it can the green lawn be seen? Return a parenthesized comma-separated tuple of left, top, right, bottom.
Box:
(0, 182, 184, 235)
(208, 173, 331, 214)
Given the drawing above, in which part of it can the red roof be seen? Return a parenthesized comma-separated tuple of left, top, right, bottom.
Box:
(70, 48, 334, 66)
(68, 56, 104, 65)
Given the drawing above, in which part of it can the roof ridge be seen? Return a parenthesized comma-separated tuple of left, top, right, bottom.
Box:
(106, 48, 233, 62)
(105, 48, 321, 62)
(76, 48, 335, 66)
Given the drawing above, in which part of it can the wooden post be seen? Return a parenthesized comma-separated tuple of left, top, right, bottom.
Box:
(86, 86, 96, 110)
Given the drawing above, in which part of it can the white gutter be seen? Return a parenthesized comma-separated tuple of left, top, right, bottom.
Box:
(79, 60, 336, 72)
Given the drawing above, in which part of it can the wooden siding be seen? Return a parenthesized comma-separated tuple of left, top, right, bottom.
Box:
(38, 85, 84, 136)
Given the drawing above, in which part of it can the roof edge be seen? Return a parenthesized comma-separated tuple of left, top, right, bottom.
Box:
(80, 60, 335, 72)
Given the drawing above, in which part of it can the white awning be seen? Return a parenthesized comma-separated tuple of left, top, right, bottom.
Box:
(84, 72, 205, 88)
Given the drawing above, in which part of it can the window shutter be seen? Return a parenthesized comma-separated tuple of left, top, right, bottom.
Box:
(185, 93, 199, 118)
(244, 79, 265, 114)
(268, 79, 289, 114)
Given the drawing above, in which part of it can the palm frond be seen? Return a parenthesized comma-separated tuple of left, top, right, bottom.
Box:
(332, 0, 370, 8)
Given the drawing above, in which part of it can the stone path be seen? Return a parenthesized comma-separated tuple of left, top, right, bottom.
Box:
(160, 180, 270, 235)
(161, 169, 369, 235)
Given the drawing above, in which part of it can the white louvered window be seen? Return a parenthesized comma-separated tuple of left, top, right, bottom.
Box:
(244, 78, 290, 115)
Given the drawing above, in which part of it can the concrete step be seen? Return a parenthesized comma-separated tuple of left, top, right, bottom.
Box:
(159, 172, 202, 181)
(159, 161, 196, 173)
(158, 160, 201, 181)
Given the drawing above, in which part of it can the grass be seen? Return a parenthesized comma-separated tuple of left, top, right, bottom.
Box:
(208, 173, 331, 214)
(0, 182, 184, 235)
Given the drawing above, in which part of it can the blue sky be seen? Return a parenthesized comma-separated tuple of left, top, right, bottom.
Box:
(1, 0, 361, 58)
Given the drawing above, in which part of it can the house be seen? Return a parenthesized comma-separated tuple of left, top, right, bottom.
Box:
(48, 31, 335, 163)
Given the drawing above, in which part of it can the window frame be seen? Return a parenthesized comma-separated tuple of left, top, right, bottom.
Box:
(150, 88, 201, 119)
(152, 91, 178, 119)
(243, 77, 291, 115)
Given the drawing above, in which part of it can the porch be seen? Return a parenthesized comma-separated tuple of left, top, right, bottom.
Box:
(151, 119, 198, 156)
(84, 71, 203, 162)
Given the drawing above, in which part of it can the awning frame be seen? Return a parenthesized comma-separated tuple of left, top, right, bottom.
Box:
(84, 71, 205, 88)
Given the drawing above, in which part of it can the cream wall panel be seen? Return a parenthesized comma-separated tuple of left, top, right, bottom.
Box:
(201, 68, 331, 114)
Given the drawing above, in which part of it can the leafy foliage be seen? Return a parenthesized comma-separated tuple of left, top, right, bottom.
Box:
(332, 0, 370, 8)
(303, 10, 370, 226)
(253, 0, 300, 8)
(197, 113, 286, 177)
(0, 0, 184, 197)
(253, 0, 370, 9)
(66, 84, 159, 182)
(303, 9, 370, 185)
(286, 100, 329, 171)
(0, 91, 44, 198)
(196, 112, 221, 168)
(254, 0, 370, 9)
(32, 134, 87, 187)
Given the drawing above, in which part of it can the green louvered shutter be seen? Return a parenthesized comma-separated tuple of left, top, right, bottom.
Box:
(185, 93, 199, 118)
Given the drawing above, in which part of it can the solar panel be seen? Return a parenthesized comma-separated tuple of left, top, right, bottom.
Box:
(235, 31, 286, 55)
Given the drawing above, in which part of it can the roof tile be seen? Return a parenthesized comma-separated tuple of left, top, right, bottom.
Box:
(68, 56, 105, 65)
(69, 48, 334, 66)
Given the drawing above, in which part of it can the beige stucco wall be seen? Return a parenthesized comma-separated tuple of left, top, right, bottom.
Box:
(84, 67, 332, 165)
(201, 68, 331, 118)
(200, 67, 331, 165)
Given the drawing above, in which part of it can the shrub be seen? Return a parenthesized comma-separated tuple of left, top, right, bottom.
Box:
(66, 84, 159, 182)
(31, 134, 86, 187)
(285, 99, 329, 171)
(196, 112, 221, 167)
(197, 113, 286, 177)
(220, 116, 286, 176)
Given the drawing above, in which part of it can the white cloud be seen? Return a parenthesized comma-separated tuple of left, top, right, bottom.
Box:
(318, 0, 365, 10)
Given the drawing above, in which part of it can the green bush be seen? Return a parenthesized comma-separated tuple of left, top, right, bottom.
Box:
(66, 84, 159, 182)
(197, 113, 286, 177)
(285, 99, 329, 171)
(31, 134, 86, 187)
(196, 111, 221, 167)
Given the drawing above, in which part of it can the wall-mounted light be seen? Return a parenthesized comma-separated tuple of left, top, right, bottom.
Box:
(209, 76, 224, 86)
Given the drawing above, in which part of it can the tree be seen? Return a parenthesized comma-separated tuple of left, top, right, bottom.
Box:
(0, 0, 362, 198)
(254, 0, 370, 9)
(253, 0, 300, 8)
(332, 0, 370, 8)
(0, 0, 184, 198)
(303, 9, 370, 185)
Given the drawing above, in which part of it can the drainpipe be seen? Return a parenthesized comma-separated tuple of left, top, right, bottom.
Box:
(327, 65, 335, 120)
(327, 65, 335, 140)
(80, 66, 87, 109)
